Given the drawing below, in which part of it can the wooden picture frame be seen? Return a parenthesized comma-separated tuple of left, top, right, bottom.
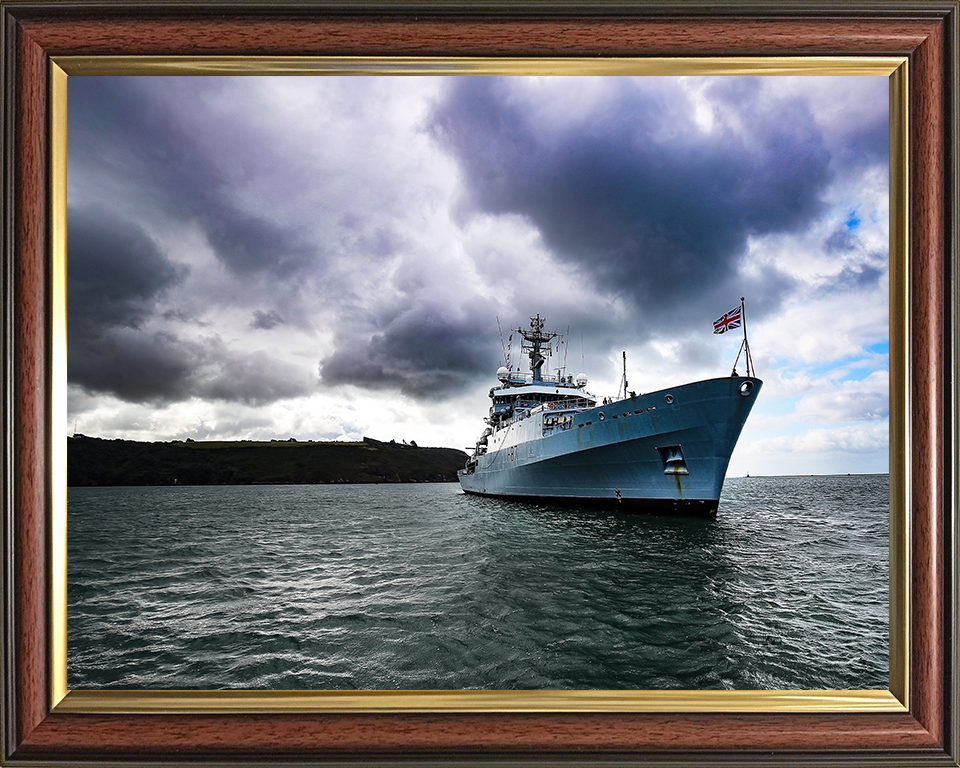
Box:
(2, 2, 957, 765)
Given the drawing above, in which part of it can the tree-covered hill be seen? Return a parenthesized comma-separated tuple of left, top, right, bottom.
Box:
(68, 435, 467, 486)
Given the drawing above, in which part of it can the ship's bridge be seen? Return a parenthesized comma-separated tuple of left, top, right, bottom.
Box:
(490, 383, 590, 401)
(488, 381, 596, 430)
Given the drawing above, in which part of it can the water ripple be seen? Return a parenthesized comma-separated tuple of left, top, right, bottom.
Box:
(68, 476, 888, 690)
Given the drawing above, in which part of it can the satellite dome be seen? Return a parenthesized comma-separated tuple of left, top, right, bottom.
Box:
(496, 366, 510, 381)
(575, 372, 588, 387)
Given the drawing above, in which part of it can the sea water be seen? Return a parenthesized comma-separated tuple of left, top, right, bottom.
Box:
(67, 475, 888, 690)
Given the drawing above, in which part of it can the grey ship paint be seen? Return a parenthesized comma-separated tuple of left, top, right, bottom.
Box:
(458, 314, 761, 515)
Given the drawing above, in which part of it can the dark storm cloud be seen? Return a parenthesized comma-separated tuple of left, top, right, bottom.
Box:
(69, 77, 317, 278)
(825, 264, 885, 292)
(69, 330, 195, 403)
(821, 102, 889, 173)
(824, 225, 859, 254)
(68, 206, 313, 405)
(428, 77, 838, 325)
(250, 309, 286, 330)
(319, 300, 502, 398)
(71, 325, 313, 406)
(68, 207, 191, 400)
(68, 206, 186, 331)
(822, 224, 886, 292)
(68, 76, 887, 414)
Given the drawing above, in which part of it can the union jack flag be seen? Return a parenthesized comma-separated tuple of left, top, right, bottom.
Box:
(713, 306, 742, 334)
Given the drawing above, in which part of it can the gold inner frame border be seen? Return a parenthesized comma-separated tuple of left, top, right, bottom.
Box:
(49, 55, 909, 715)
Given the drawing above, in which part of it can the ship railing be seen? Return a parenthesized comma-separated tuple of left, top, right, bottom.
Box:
(529, 397, 596, 414)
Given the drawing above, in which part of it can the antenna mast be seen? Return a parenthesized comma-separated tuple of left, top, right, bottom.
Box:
(618, 351, 628, 400)
(496, 316, 508, 367)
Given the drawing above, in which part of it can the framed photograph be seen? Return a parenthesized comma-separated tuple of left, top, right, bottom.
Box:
(2, 2, 957, 766)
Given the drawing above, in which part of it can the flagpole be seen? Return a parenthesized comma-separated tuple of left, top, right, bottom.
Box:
(740, 296, 754, 377)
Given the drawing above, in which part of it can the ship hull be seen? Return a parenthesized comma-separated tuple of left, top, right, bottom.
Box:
(458, 376, 761, 515)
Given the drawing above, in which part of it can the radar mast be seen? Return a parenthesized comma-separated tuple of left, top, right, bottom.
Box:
(516, 314, 557, 382)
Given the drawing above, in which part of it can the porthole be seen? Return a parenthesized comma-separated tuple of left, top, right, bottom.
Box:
(598, 412, 605, 421)
(664, 394, 674, 404)
(739, 381, 754, 397)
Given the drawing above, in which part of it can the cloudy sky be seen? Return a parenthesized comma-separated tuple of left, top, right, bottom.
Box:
(67, 74, 889, 476)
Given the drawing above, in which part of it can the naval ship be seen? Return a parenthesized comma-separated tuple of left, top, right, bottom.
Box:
(458, 311, 761, 515)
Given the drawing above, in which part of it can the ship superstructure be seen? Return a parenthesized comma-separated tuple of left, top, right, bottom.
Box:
(458, 312, 761, 515)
